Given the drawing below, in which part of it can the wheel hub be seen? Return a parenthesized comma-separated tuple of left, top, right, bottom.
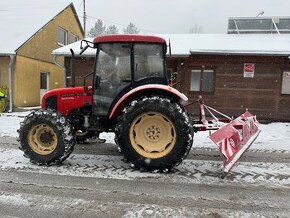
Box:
(145, 125, 161, 141)
(28, 124, 57, 155)
(39, 132, 54, 144)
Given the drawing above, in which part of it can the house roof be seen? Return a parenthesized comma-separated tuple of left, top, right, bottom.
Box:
(52, 33, 290, 57)
(0, 0, 82, 56)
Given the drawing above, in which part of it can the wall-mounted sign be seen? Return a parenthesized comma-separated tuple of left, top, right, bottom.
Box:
(243, 63, 255, 78)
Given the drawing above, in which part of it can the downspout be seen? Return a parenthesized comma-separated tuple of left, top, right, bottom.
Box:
(52, 54, 66, 87)
(8, 54, 15, 112)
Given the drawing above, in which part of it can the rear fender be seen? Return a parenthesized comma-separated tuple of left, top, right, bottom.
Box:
(109, 84, 188, 119)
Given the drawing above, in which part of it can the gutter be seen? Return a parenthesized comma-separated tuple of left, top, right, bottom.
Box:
(8, 54, 15, 112)
(52, 54, 66, 87)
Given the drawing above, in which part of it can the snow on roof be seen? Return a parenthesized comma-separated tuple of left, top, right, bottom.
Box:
(52, 37, 97, 57)
(0, 0, 73, 55)
(160, 34, 290, 56)
(52, 34, 290, 57)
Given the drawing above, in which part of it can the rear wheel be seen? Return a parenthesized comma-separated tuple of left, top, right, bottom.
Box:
(18, 109, 75, 165)
(115, 95, 193, 172)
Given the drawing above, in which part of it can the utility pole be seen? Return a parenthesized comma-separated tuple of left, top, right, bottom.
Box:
(83, 0, 87, 37)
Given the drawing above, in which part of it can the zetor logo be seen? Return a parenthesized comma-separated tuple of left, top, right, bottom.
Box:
(60, 93, 86, 98)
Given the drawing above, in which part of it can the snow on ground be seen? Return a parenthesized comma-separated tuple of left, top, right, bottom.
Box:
(1, 111, 290, 188)
(1, 111, 289, 152)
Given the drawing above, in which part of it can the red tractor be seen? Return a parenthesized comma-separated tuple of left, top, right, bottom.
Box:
(18, 34, 260, 174)
(18, 35, 193, 172)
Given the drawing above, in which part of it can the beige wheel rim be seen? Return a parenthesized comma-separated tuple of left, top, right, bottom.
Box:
(28, 124, 58, 155)
(129, 112, 176, 159)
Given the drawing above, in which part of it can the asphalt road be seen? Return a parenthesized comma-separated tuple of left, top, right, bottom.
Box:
(1, 137, 290, 218)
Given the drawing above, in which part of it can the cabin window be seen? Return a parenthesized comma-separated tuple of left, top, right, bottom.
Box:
(190, 69, 214, 92)
(281, 71, 290, 94)
(57, 27, 67, 46)
(70, 33, 79, 43)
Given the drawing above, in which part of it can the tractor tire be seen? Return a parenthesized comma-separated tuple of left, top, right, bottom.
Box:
(115, 95, 193, 172)
(18, 109, 75, 165)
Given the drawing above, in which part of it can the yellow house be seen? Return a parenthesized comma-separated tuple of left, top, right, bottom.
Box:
(0, 1, 84, 111)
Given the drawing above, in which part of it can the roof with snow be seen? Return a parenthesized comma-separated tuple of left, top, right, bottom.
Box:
(52, 34, 290, 57)
(0, 0, 79, 55)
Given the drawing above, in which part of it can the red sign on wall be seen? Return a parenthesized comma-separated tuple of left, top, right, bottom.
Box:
(243, 63, 255, 78)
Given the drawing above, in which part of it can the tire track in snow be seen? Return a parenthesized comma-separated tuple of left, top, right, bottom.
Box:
(0, 148, 290, 188)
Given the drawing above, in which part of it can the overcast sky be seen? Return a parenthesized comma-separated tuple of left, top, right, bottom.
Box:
(70, 0, 290, 34)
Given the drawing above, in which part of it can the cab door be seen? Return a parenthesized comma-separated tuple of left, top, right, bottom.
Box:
(92, 43, 131, 116)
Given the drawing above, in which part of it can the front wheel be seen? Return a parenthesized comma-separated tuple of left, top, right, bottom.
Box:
(18, 109, 75, 165)
(115, 95, 193, 172)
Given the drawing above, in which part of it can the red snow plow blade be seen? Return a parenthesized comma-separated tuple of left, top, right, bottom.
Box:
(209, 111, 261, 173)
(193, 96, 261, 175)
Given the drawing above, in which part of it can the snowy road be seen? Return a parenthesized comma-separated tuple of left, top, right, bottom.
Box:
(1, 112, 290, 217)
(0, 137, 290, 217)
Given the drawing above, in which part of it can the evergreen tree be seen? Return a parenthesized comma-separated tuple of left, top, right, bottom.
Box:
(189, 24, 203, 34)
(88, 19, 106, 37)
(123, 22, 139, 34)
(106, 25, 119, 34)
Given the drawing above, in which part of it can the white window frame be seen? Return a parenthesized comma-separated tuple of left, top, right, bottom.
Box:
(190, 69, 214, 92)
(281, 71, 290, 94)
(57, 27, 67, 46)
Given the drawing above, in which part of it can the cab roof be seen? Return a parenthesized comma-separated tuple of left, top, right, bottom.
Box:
(93, 34, 166, 44)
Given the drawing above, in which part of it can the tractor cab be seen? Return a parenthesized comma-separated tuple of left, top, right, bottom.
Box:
(82, 35, 168, 116)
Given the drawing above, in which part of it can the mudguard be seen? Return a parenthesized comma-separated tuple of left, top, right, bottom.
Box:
(109, 84, 188, 119)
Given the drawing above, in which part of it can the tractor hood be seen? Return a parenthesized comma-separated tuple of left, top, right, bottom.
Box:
(41, 86, 93, 116)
